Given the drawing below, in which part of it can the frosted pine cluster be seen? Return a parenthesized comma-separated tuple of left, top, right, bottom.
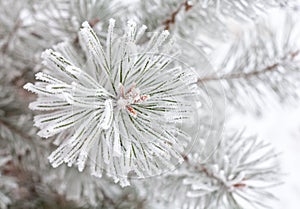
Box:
(24, 19, 196, 186)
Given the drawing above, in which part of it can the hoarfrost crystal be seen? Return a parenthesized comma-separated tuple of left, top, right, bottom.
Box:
(24, 19, 197, 186)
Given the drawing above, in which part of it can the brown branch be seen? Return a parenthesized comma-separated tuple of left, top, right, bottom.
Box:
(201, 166, 220, 182)
(233, 183, 246, 188)
(199, 63, 280, 82)
(163, 0, 193, 30)
(182, 156, 247, 189)
(201, 167, 247, 189)
(197, 50, 300, 83)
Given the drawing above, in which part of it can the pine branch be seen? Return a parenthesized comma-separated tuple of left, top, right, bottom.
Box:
(198, 50, 300, 82)
(149, 131, 281, 209)
(163, 0, 192, 30)
(135, 0, 291, 40)
(33, 0, 121, 44)
(1, 159, 81, 209)
(196, 12, 300, 112)
(0, 0, 49, 80)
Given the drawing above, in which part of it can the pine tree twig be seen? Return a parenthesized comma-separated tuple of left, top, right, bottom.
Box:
(183, 155, 247, 188)
(163, 0, 192, 30)
(30, 32, 43, 39)
(197, 50, 300, 83)
(201, 166, 246, 188)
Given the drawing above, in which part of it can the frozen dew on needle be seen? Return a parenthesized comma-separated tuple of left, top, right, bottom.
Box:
(24, 19, 198, 186)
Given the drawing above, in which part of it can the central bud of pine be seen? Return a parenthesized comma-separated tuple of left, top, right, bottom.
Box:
(117, 83, 150, 118)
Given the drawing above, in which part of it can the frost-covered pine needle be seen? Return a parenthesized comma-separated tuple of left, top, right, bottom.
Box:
(152, 132, 281, 209)
(24, 19, 196, 186)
